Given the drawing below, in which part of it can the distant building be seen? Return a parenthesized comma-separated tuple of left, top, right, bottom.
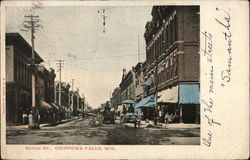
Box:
(111, 87, 121, 108)
(37, 66, 56, 123)
(44, 68, 56, 104)
(55, 82, 71, 108)
(119, 68, 136, 102)
(68, 89, 84, 116)
(133, 62, 144, 102)
(143, 6, 200, 123)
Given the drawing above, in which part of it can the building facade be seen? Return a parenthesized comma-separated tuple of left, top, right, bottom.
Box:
(119, 68, 136, 102)
(143, 6, 200, 123)
(134, 62, 145, 102)
(111, 87, 121, 108)
(55, 82, 71, 108)
(6, 33, 43, 124)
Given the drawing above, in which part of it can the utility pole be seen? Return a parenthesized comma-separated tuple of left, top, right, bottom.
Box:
(138, 33, 141, 62)
(23, 14, 42, 128)
(54, 81, 57, 103)
(56, 60, 64, 107)
(68, 84, 71, 109)
(77, 91, 79, 110)
(70, 79, 74, 111)
(110, 90, 112, 109)
(56, 60, 64, 121)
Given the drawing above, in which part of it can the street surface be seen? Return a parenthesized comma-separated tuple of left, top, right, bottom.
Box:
(6, 118, 200, 145)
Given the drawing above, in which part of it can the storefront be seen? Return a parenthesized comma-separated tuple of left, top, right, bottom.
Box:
(135, 94, 156, 120)
(157, 82, 200, 123)
(39, 100, 53, 123)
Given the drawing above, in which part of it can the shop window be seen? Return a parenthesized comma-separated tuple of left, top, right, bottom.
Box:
(163, 29, 166, 51)
(175, 16, 178, 41)
(165, 26, 169, 49)
(172, 16, 176, 43)
(170, 53, 173, 66)
(20, 61, 23, 83)
(169, 20, 172, 45)
(173, 50, 177, 64)
(174, 64, 178, 76)
(159, 34, 162, 55)
(19, 60, 22, 83)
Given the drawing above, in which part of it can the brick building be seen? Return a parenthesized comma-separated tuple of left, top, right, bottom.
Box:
(119, 68, 136, 102)
(6, 33, 43, 124)
(143, 6, 200, 123)
(134, 62, 144, 102)
(111, 87, 121, 108)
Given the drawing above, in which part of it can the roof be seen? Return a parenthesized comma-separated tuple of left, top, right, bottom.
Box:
(6, 33, 43, 63)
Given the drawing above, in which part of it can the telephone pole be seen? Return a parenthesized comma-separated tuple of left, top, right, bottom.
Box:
(70, 79, 75, 111)
(56, 60, 64, 107)
(23, 14, 42, 128)
(138, 33, 141, 62)
(54, 81, 57, 103)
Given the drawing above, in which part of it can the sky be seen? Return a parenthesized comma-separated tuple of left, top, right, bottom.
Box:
(5, 4, 152, 108)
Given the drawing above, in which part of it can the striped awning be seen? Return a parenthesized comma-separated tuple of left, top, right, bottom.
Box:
(158, 85, 178, 103)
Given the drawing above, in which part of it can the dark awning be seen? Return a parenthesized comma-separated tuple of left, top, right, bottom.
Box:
(135, 94, 156, 108)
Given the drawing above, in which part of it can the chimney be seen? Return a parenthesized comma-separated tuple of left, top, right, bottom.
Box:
(122, 68, 127, 80)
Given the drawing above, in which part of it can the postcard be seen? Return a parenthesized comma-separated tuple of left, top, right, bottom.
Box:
(1, 0, 249, 159)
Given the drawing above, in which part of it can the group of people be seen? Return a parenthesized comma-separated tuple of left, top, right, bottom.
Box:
(27, 111, 40, 128)
(153, 105, 179, 126)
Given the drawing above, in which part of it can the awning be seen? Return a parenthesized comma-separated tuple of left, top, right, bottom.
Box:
(40, 100, 52, 109)
(135, 94, 156, 108)
(179, 83, 199, 104)
(61, 106, 70, 113)
(121, 99, 135, 104)
(157, 85, 178, 103)
(140, 77, 152, 86)
(50, 103, 60, 113)
(51, 103, 59, 110)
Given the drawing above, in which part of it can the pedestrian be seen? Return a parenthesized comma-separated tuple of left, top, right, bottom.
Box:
(28, 111, 34, 127)
(153, 106, 158, 126)
(164, 112, 170, 124)
(37, 114, 40, 126)
(22, 111, 27, 124)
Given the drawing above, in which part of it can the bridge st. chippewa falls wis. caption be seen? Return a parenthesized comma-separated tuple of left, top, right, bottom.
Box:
(25, 146, 116, 151)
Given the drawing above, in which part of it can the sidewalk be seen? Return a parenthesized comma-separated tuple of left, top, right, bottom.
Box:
(140, 120, 200, 129)
(6, 118, 74, 130)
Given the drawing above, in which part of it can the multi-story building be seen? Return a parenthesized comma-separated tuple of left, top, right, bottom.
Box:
(143, 6, 200, 123)
(119, 68, 136, 102)
(6, 33, 43, 124)
(68, 89, 84, 116)
(44, 68, 56, 104)
(55, 82, 71, 108)
(111, 87, 121, 108)
(37, 66, 56, 122)
(119, 68, 136, 113)
(134, 62, 145, 102)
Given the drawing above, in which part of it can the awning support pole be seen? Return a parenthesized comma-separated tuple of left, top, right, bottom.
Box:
(179, 104, 183, 123)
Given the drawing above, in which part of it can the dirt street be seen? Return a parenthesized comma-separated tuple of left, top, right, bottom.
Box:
(6, 118, 200, 145)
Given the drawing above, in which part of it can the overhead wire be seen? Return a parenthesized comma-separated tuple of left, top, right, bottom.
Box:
(39, 29, 57, 56)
